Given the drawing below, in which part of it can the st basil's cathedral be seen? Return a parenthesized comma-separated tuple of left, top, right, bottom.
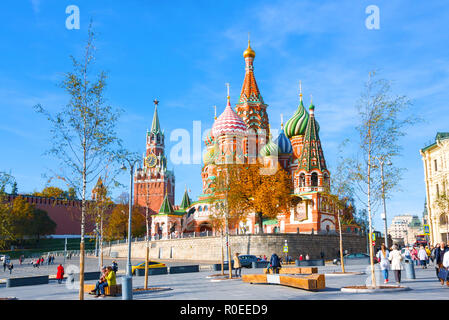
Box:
(133, 40, 345, 238)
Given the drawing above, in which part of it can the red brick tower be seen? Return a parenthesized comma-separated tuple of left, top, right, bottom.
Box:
(133, 99, 175, 215)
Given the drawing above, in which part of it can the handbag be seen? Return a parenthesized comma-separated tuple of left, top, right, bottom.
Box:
(438, 267, 449, 281)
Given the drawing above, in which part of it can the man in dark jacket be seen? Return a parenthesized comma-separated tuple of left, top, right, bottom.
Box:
(270, 253, 281, 274)
(435, 242, 449, 278)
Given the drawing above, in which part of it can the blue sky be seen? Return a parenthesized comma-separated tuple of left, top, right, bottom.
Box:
(1, 0, 449, 232)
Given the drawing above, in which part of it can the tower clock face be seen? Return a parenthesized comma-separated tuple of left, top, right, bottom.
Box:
(145, 153, 157, 168)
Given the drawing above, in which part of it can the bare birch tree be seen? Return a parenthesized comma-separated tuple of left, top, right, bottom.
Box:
(350, 71, 416, 288)
(34, 24, 122, 300)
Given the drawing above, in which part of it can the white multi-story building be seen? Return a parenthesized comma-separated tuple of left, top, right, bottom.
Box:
(420, 132, 449, 244)
(388, 215, 422, 245)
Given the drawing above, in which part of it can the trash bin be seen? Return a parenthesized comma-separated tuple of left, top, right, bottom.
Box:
(403, 259, 416, 279)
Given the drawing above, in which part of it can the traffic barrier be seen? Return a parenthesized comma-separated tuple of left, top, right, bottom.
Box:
(295, 259, 325, 266)
(169, 265, 199, 274)
(134, 267, 168, 276)
(6, 275, 49, 287)
(69, 271, 101, 282)
(251, 261, 269, 269)
(212, 262, 234, 271)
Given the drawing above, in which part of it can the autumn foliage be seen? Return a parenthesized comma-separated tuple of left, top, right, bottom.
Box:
(211, 162, 293, 233)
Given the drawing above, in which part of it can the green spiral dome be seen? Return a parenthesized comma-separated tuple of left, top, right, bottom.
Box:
(260, 140, 279, 157)
(284, 100, 309, 138)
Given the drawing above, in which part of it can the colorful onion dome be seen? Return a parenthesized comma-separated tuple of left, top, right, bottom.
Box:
(273, 128, 293, 154)
(284, 99, 309, 138)
(203, 147, 216, 165)
(212, 96, 247, 137)
(243, 39, 256, 59)
(204, 129, 215, 146)
(260, 139, 279, 157)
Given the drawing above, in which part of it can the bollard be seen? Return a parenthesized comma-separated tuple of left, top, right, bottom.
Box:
(121, 276, 133, 300)
(403, 259, 416, 279)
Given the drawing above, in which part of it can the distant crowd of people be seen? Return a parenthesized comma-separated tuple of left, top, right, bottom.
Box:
(375, 242, 449, 285)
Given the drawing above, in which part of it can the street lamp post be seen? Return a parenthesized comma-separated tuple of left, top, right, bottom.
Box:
(121, 158, 141, 300)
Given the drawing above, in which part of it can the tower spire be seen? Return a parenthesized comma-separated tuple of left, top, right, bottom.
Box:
(299, 80, 303, 101)
(225, 83, 231, 106)
(280, 113, 284, 129)
(151, 99, 161, 134)
(214, 105, 217, 120)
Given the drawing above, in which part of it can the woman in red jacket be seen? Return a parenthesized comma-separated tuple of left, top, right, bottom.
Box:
(56, 264, 64, 284)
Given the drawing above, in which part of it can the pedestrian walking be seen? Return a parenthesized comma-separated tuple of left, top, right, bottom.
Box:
(411, 247, 418, 266)
(299, 254, 304, 261)
(305, 254, 310, 260)
(388, 244, 403, 284)
(435, 242, 449, 280)
(425, 246, 431, 265)
(56, 264, 65, 284)
(376, 244, 390, 283)
(233, 252, 242, 278)
(7, 263, 13, 274)
(418, 245, 428, 269)
(269, 253, 281, 274)
(111, 261, 118, 273)
(440, 250, 449, 287)
(3, 260, 6, 272)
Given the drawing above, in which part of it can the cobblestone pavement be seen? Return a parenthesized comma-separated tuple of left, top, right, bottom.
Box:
(0, 263, 447, 300)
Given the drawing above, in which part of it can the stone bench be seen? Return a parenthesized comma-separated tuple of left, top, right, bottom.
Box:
(242, 273, 325, 291)
(169, 265, 199, 274)
(295, 259, 325, 266)
(264, 267, 318, 275)
(134, 267, 168, 276)
(84, 284, 122, 296)
(6, 275, 49, 287)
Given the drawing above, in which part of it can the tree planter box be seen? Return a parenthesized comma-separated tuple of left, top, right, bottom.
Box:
(295, 259, 325, 266)
(169, 265, 199, 274)
(7, 275, 49, 287)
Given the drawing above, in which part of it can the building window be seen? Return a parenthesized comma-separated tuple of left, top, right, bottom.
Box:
(436, 184, 440, 197)
(311, 172, 318, 187)
(299, 173, 305, 187)
(434, 159, 438, 172)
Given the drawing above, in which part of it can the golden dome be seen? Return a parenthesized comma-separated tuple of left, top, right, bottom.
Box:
(243, 40, 255, 58)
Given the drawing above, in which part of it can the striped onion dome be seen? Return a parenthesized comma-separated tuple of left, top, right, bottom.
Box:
(273, 128, 293, 154)
(260, 135, 279, 157)
(204, 129, 215, 146)
(203, 147, 216, 165)
(284, 99, 309, 138)
(212, 96, 247, 137)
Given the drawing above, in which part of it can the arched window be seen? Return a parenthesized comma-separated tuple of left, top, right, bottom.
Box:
(204, 205, 208, 211)
(311, 172, 318, 187)
(198, 206, 203, 212)
(324, 173, 330, 187)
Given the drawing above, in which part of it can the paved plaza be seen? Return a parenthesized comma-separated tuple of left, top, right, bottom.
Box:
(0, 258, 447, 300)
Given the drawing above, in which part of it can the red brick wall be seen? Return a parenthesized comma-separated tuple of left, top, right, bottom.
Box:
(6, 195, 95, 235)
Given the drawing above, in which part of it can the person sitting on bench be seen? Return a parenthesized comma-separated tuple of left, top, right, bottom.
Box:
(95, 266, 116, 298)
(90, 267, 107, 296)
